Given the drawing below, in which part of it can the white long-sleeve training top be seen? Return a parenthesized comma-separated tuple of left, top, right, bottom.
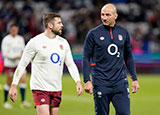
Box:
(1, 34, 25, 67)
(12, 33, 80, 91)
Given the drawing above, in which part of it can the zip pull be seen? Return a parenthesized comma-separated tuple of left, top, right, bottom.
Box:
(110, 28, 113, 40)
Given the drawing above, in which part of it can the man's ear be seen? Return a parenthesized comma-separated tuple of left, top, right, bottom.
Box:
(48, 22, 53, 29)
(115, 13, 118, 20)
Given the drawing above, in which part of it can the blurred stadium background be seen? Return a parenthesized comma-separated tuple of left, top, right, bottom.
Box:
(0, 0, 160, 115)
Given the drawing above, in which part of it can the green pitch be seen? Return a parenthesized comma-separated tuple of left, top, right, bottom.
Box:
(0, 73, 160, 115)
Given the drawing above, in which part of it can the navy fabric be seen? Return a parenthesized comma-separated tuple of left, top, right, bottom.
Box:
(82, 24, 137, 86)
(4, 89, 9, 102)
(93, 83, 130, 115)
(20, 87, 25, 102)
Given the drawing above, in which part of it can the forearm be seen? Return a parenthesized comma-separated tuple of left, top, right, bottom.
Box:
(82, 56, 91, 83)
(125, 56, 137, 81)
(12, 52, 32, 85)
(67, 62, 81, 83)
(12, 61, 28, 85)
(124, 31, 137, 81)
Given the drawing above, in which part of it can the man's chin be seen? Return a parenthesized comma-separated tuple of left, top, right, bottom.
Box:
(56, 30, 62, 35)
(59, 31, 62, 35)
(52, 31, 62, 35)
(103, 22, 109, 26)
(58, 32, 62, 35)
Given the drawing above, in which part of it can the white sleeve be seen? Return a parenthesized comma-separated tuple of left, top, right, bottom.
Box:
(12, 39, 36, 85)
(64, 42, 81, 83)
(21, 37, 25, 50)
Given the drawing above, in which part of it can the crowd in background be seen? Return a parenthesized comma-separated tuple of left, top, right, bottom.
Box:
(0, 0, 160, 54)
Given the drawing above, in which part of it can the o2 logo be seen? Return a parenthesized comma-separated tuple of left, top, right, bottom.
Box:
(50, 53, 61, 66)
(107, 44, 120, 57)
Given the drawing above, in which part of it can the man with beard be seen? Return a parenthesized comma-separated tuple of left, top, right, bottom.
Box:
(9, 12, 83, 115)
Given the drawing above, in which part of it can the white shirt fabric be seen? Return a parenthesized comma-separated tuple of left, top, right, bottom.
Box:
(12, 33, 80, 91)
(1, 34, 25, 67)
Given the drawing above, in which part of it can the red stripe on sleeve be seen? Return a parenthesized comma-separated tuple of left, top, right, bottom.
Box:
(90, 63, 96, 66)
(131, 76, 134, 82)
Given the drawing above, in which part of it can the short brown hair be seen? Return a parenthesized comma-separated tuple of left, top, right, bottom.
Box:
(42, 12, 61, 28)
(10, 24, 19, 29)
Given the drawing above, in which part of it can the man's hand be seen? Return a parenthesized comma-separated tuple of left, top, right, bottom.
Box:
(84, 81, 93, 94)
(9, 84, 17, 102)
(132, 80, 139, 93)
(76, 81, 83, 96)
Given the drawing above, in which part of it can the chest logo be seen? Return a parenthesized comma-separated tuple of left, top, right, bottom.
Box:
(50, 53, 62, 66)
(60, 45, 63, 50)
(50, 53, 60, 64)
(107, 44, 120, 57)
(118, 35, 123, 41)
(100, 36, 104, 40)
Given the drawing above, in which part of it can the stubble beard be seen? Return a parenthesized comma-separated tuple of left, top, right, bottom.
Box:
(51, 29, 62, 35)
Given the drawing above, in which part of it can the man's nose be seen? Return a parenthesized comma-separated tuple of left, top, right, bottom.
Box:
(61, 24, 63, 28)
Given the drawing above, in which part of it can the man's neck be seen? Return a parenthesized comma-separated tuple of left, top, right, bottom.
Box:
(44, 29, 56, 39)
(110, 22, 116, 27)
(11, 34, 16, 37)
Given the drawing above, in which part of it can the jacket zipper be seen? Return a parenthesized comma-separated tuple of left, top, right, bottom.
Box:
(110, 28, 113, 40)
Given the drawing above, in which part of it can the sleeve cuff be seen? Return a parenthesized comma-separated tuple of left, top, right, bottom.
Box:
(83, 78, 91, 83)
(131, 76, 137, 82)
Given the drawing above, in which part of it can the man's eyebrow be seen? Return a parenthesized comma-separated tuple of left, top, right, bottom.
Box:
(101, 13, 110, 15)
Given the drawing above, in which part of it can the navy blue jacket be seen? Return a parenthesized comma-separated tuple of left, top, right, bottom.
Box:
(82, 24, 137, 86)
